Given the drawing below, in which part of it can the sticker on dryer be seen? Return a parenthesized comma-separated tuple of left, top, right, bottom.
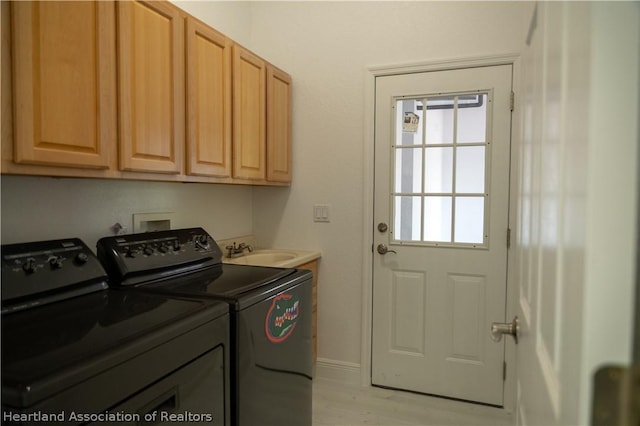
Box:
(265, 293, 299, 343)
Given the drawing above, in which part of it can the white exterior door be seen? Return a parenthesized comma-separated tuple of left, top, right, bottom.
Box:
(372, 65, 513, 406)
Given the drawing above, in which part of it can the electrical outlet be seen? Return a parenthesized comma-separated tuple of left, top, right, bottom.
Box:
(313, 204, 330, 223)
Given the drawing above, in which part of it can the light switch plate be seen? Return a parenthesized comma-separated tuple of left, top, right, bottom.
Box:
(313, 204, 331, 223)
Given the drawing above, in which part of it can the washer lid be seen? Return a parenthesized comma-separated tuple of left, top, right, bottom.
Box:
(1, 289, 226, 408)
(143, 264, 299, 297)
(135, 264, 313, 311)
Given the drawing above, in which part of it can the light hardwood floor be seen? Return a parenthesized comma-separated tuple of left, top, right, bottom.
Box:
(312, 377, 513, 426)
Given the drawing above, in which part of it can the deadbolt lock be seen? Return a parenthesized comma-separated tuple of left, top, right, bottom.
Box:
(377, 222, 388, 233)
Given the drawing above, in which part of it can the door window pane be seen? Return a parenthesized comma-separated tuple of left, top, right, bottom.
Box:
(395, 196, 422, 241)
(454, 197, 485, 244)
(396, 99, 423, 146)
(424, 147, 453, 193)
(395, 148, 423, 193)
(457, 94, 487, 144)
(390, 91, 490, 248)
(424, 197, 452, 242)
(425, 97, 454, 144)
(456, 146, 485, 193)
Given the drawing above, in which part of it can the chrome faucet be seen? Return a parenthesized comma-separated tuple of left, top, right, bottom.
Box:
(225, 242, 254, 258)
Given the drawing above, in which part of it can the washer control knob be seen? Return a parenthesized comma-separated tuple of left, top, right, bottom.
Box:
(48, 256, 64, 269)
(143, 246, 154, 256)
(23, 258, 37, 274)
(173, 240, 181, 251)
(75, 252, 89, 264)
(159, 245, 169, 254)
(195, 235, 210, 250)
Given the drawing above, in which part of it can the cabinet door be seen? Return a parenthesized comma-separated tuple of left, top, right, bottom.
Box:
(232, 45, 266, 180)
(118, 0, 184, 174)
(186, 17, 232, 177)
(266, 65, 292, 183)
(11, 1, 116, 169)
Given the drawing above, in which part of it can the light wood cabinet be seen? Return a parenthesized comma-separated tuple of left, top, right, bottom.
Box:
(298, 259, 319, 363)
(232, 45, 266, 180)
(185, 17, 232, 178)
(232, 45, 293, 184)
(118, 0, 185, 174)
(3, 0, 293, 186)
(266, 65, 293, 183)
(10, 1, 117, 170)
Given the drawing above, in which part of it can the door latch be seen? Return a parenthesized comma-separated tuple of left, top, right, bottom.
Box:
(490, 316, 519, 344)
(376, 244, 397, 255)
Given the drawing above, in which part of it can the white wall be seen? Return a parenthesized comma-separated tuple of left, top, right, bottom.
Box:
(171, 0, 252, 46)
(580, 3, 639, 423)
(248, 2, 532, 366)
(0, 176, 254, 250)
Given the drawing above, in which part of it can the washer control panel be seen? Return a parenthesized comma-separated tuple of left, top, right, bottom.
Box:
(97, 228, 222, 286)
(1, 238, 108, 313)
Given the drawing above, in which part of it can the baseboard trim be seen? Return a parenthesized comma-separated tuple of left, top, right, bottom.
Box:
(315, 358, 362, 385)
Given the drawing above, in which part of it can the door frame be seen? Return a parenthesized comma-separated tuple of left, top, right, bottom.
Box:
(361, 53, 521, 413)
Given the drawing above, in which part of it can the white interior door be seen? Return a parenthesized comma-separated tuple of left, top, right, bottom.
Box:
(372, 65, 513, 406)
(514, 2, 640, 424)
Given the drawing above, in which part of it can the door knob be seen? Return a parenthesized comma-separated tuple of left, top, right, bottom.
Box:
(490, 316, 519, 344)
(377, 244, 397, 255)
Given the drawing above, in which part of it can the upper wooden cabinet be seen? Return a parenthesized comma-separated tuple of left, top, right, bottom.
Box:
(117, 0, 185, 174)
(185, 17, 232, 178)
(232, 45, 266, 181)
(232, 45, 293, 183)
(4, 0, 292, 186)
(266, 65, 292, 183)
(11, 1, 117, 169)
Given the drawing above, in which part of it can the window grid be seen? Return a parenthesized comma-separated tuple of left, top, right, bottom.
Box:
(391, 92, 491, 248)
